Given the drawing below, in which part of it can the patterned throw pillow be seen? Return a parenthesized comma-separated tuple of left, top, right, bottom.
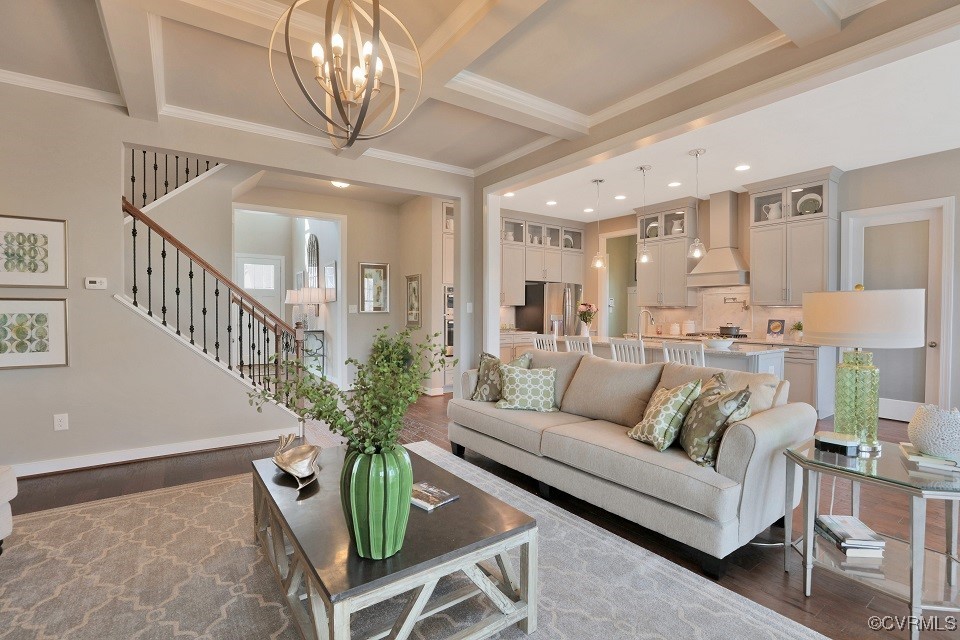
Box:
(628, 380, 702, 451)
(681, 373, 752, 467)
(496, 365, 558, 413)
(471, 352, 532, 402)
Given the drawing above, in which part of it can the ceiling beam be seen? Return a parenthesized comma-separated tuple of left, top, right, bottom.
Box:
(747, 0, 841, 47)
(96, 0, 163, 120)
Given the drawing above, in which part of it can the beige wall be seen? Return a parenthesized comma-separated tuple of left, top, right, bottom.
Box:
(0, 83, 474, 470)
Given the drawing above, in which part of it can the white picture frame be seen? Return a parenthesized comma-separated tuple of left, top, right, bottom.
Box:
(0, 215, 68, 288)
(0, 298, 68, 369)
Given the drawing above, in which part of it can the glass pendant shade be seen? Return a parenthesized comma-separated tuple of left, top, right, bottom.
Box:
(687, 238, 706, 260)
(591, 253, 608, 269)
(638, 246, 651, 264)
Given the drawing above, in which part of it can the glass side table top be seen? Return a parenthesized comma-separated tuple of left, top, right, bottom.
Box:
(787, 439, 960, 494)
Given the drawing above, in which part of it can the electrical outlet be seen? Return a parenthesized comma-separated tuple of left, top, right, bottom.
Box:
(54, 413, 69, 431)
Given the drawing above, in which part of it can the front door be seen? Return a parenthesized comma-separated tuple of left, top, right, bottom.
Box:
(234, 254, 284, 318)
(841, 199, 954, 420)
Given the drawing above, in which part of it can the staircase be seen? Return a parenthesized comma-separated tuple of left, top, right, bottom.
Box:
(118, 147, 303, 410)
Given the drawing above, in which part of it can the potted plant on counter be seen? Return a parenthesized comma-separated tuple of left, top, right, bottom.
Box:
(577, 302, 599, 336)
(251, 327, 447, 559)
(790, 321, 803, 341)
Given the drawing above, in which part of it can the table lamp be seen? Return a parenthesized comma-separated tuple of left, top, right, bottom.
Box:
(284, 289, 305, 324)
(802, 287, 925, 454)
(301, 287, 325, 319)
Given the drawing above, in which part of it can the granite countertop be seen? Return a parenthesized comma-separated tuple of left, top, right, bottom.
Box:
(637, 334, 812, 347)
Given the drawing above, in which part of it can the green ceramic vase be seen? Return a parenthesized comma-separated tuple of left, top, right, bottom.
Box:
(340, 445, 413, 560)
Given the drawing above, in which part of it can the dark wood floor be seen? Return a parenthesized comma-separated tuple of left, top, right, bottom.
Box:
(11, 395, 952, 639)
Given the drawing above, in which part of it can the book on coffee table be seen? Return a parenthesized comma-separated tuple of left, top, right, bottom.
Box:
(899, 442, 960, 474)
(411, 482, 460, 511)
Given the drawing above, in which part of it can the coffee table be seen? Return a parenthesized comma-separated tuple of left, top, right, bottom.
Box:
(252, 446, 538, 640)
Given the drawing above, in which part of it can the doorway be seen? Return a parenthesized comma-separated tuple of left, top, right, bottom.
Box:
(841, 197, 955, 419)
(234, 254, 284, 317)
(606, 234, 638, 338)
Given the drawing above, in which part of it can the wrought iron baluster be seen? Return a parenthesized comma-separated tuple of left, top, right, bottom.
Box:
(175, 155, 180, 189)
(195, 158, 199, 182)
(206, 160, 210, 173)
(164, 155, 169, 195)
(238, 301, 244, 377)
(146, 228, 153, 316)
(153, 153, 158, 204)
(185, 157, 191, 185)
(247, 311, 254, 384)
(141, 150, 147, 207)
(188, 260, 195, 345)
(175, 249, 181, 335)
(131, 218, 138, 307)
(202, 271, 208, 353)
(160, 239, 167, 325)
(260, 322, 267, 387)
(226, 296, 233, 370)
(214, 279, 220, 361)
(130, 148, 136, 202)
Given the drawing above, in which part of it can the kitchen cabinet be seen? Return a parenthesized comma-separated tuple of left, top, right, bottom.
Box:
(635, 238, 697, 307)
(783, 344, 837, 419)
(749, 225, 787, 306)
(636, 244, 662, 307)
(561, 251, 583, 285)
(442, 233, 454, 285)
(525, 247, 562, 282)
(501, 244, 526, 306)
(500, 332, 535, 361)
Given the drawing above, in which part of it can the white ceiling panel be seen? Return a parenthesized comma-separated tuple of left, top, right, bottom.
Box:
(253, 172, 417, 205)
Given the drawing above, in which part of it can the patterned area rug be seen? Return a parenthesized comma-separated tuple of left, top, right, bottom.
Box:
(0, 442, 826, 639)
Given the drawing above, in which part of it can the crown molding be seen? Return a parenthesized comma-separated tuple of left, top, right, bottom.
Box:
(0, 68, 124, 107)
(362, 148, 474, 177)
(475, 135, 558, 177)
(588, 31, 791, 126)
(822, 0, 889, 20)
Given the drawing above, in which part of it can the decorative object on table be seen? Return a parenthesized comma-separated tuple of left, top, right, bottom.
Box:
(906, 404, 960, 463)
(795, 193, 823, 215)
(0, 298, 67, 369)
(790, 321, 803, 341)
(359, 262, 389, 313)
(590, 179, 609, 269)
(251, 327, 447, 559)
(323, 261, 337, 302)
(899, 441, 960, 473)
(0, 215, 67, 288)
(762, 201, 783, 220)
(803, 287, 926, 454)
(268, 0, 422, 150)
(410, 481, 459, 511)
(814, 431, 860, 457)
(577, 302, 598, 336)
(766, 319, 785, 341)
(272, 434, 320, 490)
(686, 149, 707, 261)
(405, 274, 421, 329)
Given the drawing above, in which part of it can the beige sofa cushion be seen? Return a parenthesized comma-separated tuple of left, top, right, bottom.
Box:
(656, 362, 782, 414)
(528, 350, 586, 406)
(560, 356, 664, 427)
(447, 398, 591, 455)
(541, 420, 741, 522)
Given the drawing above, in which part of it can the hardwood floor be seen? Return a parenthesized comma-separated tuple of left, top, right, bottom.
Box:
(10, 396, 953, 638)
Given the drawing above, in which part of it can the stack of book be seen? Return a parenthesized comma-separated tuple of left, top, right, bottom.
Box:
(899, 442, 960, 475)
(815, 514, 886, 563)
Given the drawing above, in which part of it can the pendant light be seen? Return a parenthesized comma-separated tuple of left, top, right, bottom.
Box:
(591, 179, 608, 269)
(688, 148, 707, 261)
(636, 165, 652, 265)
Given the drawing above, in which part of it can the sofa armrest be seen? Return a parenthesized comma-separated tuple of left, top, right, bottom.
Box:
(716, 402, 817, 544)
(461, 369, 479, 399)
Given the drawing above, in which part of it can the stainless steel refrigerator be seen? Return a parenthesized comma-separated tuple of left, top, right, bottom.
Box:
(516, 283, 582, 336)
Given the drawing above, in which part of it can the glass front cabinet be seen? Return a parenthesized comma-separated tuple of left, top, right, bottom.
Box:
(634, 197, 699, 307)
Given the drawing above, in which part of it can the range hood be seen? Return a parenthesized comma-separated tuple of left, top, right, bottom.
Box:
(687, 191, 749, 288)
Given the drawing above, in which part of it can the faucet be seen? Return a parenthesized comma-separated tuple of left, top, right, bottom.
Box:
(638, 309, 656, 336)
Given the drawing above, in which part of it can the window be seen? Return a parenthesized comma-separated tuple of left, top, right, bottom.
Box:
(243, 263, 275, 290)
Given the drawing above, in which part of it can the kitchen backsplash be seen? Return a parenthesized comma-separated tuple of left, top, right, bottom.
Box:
(640, 286, 803, 338)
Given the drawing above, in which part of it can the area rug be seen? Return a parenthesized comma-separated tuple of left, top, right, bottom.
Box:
(0, 441, 826, 639)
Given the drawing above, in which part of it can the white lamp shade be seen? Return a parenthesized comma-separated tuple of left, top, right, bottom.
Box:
(301, 287, 326, 305)
(284, 289, 303, 304)
(802, 289, 926, 349)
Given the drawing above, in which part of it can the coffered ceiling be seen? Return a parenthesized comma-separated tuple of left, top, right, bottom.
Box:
(0, 0, 929, 180)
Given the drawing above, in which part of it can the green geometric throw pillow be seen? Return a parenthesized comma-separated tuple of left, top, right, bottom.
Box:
(471, 351, 532, 402)
(681, 373, 752, 467)
(496, 364, 558, 413)
(627, 379, 702, 451)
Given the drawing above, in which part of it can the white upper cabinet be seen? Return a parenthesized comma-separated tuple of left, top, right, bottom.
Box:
(500, 215, 585, 288)
(501, 243, 526, 306)
(634, 197, 699, 307)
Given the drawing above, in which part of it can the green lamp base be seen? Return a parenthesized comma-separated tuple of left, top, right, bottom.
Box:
(834, 350, 881, 454)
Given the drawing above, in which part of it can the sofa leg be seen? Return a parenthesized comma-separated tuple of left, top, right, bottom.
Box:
(451, 443, 465, 458)
(536, 481, 552, 500)
(700, 554, 727, 580)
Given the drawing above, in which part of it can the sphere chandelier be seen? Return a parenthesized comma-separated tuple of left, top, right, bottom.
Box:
(269, 0, 423, 149)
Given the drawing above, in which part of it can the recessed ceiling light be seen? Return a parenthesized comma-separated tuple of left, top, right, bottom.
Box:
(791, 188, 803, 193)
(331, 180, 350, 188)
(546, 200, 557, 206)
(668, 181, 682, 187)
(734, 164, 750, 171)
(614, 195, 626, 200)
(583, 208, 594, 213)
(504, 192, 515, 197)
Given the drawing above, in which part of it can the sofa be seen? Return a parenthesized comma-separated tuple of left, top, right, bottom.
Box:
(447, 351, 817, 576)
(0, 465, 15, 555)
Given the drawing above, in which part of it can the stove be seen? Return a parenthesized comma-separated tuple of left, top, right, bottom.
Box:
(686, 331, 748, 339)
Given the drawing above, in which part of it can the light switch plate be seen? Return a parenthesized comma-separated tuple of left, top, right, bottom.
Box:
(84, 277, 107, 290)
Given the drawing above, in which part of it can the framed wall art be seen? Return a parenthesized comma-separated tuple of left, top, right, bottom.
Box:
(324, 261, 337, 302)
(0, 215, 67, 288)
(405, 274, 421, 329)
(359, 262, 389, 313)
(0, 298, 68, 369)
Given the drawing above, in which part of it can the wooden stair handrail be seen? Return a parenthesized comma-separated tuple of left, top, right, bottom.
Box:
(122, 197, 295, 335)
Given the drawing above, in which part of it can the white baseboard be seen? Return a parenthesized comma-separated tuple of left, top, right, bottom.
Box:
(12, 427, 295, 477)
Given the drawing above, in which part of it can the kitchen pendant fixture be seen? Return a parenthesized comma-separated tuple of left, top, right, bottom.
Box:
(269, 0, 423, 149)
(687, 148, 707, 261)
(591, 179, 608, 270)
(636, 165, 652, 265)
